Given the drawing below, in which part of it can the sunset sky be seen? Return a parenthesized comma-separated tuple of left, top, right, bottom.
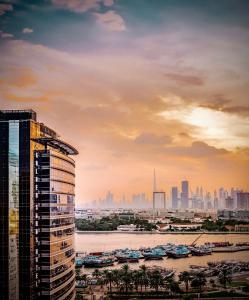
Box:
(0, 0, 249, 204)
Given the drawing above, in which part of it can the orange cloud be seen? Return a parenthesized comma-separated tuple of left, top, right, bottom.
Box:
(164, 72, 204, 86)
(0, 39, 248, 202)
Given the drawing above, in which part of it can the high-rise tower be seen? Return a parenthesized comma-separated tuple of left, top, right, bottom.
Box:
(181, 180, 189, 209)
(152, 169, 157, 209)
(153, 168, 157, 193)
(0, 110, 78, 300)
(171, 187, 178, 209)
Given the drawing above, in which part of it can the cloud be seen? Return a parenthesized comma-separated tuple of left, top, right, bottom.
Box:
(2, 92, 51, 103)
(0, 38, 249, 200)
(0, 31, 14, 38)
(51, 0, 114, 13)
(93, 10, 126, 31)
(0, 3, 12, 15)
(164, 72, 204, 86)
(134, 132, 172, 145)
(22, 27, 33, 34)
(0, 67, 37, 88)
(165, 141, 228, 158)
(200, 96, 249, 117)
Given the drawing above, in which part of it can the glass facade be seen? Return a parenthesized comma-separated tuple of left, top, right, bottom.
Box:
(8, 122, 19, 300)
(0, 110, 77, 300)
(35, 150, 75, 300)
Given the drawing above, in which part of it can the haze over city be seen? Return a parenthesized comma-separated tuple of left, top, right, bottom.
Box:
(1, 0, 249, 204)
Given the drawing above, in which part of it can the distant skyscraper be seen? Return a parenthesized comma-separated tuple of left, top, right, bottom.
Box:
(237, 192, 249, 210)
(196, 186, 200, 198)
(0, 110, 77, 300)
(200, 187, 203, 200)
(153, 192, 166, 210)
(153, 168, 157, 192)
(171, 187, 178, 209)
(214, 190, 219, 210)
(225, 196, 234, 210)
(205, 192, 213, 210)
(106, 190, 114, 207)
(153, 169, 157, 209)
(219, 187, 225, 209)
(181, 180, 189, 209)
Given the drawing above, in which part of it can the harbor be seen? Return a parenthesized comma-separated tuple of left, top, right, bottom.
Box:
(75, 233, 249, 274)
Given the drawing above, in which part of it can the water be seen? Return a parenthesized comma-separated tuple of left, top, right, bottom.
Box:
(75, 232, 249, 273)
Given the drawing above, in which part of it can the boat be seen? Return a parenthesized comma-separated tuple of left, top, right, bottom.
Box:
(89, 251, 103, 256)
(83, 255, 115, 268)
(116, 251, 141, 263)
(75, 257, 84, 268)
(205, 241, 233, 248)
(190, 246, 212, 256)
(167, 245, 190, 258)
(143, 247, 166, 260)
(236, 242, 249, 246)
(156, 243, 175, 252)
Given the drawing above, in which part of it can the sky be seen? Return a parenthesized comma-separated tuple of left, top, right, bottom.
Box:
(0, 0, 249, 204)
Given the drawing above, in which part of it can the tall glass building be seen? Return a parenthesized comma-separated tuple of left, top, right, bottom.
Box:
(0, 110, 78, 300)
(181, 180, 189, 210)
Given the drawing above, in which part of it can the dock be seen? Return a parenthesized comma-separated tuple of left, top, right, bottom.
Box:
(212, 245, 249, 253)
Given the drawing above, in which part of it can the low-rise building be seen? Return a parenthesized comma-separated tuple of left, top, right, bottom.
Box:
(158, 223, 202, 232)
(117, 224, 137, 231)
(218, 210, 249, 221)
(235, 224, 249, 232)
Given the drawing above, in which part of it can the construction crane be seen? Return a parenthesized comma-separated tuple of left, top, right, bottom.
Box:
(190, 232, 204, 247)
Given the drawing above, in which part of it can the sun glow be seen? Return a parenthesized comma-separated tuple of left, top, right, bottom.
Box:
(160, 106, 249, 149)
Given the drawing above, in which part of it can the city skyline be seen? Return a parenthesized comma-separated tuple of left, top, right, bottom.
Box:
(1, 0, 249, 204)
(83, 180, 245, 210)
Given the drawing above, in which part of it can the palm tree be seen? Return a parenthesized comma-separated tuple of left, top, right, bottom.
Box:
(132, 270, 141, 292)
(112, 269, 121, 290)
(166, 278, 181, 296)
(139, 264, 148, 292)
(218, 268, 231, 289)
(92, 268, 101, 281)
(120, 264, 132, 293)
(148, 269, 164, 292)
(103, 269, 114, 294)
(190, 272, 206, 294)
(179, 271, 191, 293)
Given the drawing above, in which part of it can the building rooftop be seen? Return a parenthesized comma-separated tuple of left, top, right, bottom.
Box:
(0, 109, 37, 121)
(32, 137, 78, 155)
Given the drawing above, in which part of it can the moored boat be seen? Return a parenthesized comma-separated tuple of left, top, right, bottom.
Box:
(75, 257, 84, 268)
(167, 245, 190, 258)
(143, 247, 166, 260)
(83, 255, 115, 268)
(190, 246, 212, 256)
(116, 250, 141, 263)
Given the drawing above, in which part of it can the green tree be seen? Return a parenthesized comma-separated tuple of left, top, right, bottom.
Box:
(148, 269, 164, 292)
(92, 268, 101, 281)
(139, 264, 149, 292)
(112, 269, 121, 290)
(179, 271, 191, 293)
(167, 278, 181, 296)
(120, 264, 132, 293)
(190, 272, 206, 293)
(132, 270, 141, 292)
(103, 270, 114, 294)
(75, 293, 84, 300)
(218, 269, 231, 288)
